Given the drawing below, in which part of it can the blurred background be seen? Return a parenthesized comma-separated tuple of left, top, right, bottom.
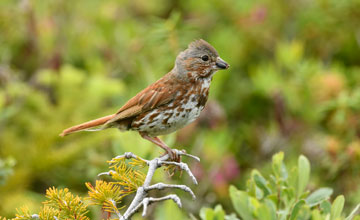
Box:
(1, 0, 360, 218)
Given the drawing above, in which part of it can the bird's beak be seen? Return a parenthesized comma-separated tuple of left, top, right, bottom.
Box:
(215, 57, 229, 70)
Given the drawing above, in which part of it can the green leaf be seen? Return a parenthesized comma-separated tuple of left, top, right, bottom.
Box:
(283, 187, 296, 202)
(257, 203, 272, 220)
(199, 205, 226, 220)
(346, 204, 360, 220)
(252, 170, 272, 197)
(288, 167, 298, 195)
(277, 209, 289, 220)
(330, 195, 345, 220)
(214, 205, 226, 220)
(265, 199, 277, 219)
(272, 152, 283, 178)
(200, 207, 214, 220)
(225, 213, 240, 220)
(320, 200, 332, 214)
(311, 209, 323, 220)
(272, 152, 288, 180)
(289, 200, 306, 220)
(246, 178, 257, 198)
(297, 155, 310, 197)
(229, 185, 253, 220)
(297, 205, 312, 220)
(305, 188, 333, 207)
(257, 199, 276, 220)
(267, 194, 278, 205)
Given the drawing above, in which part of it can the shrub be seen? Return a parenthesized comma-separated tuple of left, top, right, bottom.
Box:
(201, 152, 360, 220)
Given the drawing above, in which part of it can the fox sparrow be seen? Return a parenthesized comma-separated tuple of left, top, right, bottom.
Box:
(60, 39, 229, 159)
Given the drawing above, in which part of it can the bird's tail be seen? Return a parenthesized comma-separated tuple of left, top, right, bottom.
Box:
(59, 114, 115, 137)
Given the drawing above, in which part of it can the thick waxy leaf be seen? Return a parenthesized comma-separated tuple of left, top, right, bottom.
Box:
(330, 195, 345, 220)
(297, 155, 310, 197)
(290, 200, 306, 220)
(229, 185, 252, 220)
(252, 171, 271, 197)
(305, 188, 333, 207)
(272, 152, 288, 180)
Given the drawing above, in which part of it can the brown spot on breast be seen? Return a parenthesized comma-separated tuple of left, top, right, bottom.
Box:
(149, 112, 160, 121)
(198, 86, 202, 93)
(197, 94, 208, 108)
(181, 95, 190, 104)
(162, 117, 170, 125)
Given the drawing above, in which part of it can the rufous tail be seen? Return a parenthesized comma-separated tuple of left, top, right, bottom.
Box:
(60, 114, 115, 137)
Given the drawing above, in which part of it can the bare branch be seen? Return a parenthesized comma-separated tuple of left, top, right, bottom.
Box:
(108, 150, 199, 220)
(145, 182, 196, 200)
(159, 161, 198, 185)
(97, 170, 115, 177)
(141, 195, 182, 217)
(173, 149, 200, 162)
(112, 152, 149, 164)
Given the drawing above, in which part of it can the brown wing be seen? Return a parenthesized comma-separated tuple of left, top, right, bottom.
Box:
(105, 74, 176, 126)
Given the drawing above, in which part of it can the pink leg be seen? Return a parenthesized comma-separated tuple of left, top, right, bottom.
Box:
(140, 132, 175, 160)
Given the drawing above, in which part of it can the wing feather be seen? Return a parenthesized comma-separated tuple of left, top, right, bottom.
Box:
(105, 76, 176, 126)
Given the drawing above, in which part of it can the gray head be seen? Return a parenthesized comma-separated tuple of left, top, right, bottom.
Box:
(174, 39, 229, 80)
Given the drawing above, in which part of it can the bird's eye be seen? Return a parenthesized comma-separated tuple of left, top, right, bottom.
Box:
(201, 55, 209, 61)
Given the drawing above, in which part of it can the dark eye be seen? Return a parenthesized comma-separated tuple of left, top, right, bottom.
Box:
(201, 55, 209, 61)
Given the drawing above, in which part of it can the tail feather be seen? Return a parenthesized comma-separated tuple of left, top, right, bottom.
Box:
(60, 114, 115, 137)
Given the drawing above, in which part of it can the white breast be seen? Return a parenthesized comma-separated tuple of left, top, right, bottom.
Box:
(133, 77, 212, 136)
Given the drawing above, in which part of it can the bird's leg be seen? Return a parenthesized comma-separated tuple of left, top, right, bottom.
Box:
(140, 133, 178, 161)
(151, 137, 183, 174)
(152, 137, 183, 162)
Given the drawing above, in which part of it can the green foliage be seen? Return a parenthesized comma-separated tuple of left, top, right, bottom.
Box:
(13, 188, 89, 220)
(13, 207, 33, 220)
(107, 156, 146, 193)
(43, 187, 89, 219)
(85, 155, 147, 216)
(0, 157, 15, 185)
(6, 155, 149, 219)
(200, 205, 240, 220)
(86, 180, 124, 214)
(1, 0, 360, 218)
(202, 153, 360, 220)
(200, 205, 227, 220)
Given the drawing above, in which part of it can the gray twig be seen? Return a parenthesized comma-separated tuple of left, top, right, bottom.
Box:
(99, 150, 198, 220)
(141, 195, 182, 217)
(113, 152, 149, 164)
(144, 182, 196, 200)
(159, 161, 198, 185)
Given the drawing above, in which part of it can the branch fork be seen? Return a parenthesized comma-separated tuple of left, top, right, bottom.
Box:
(101, 150, 200, 220)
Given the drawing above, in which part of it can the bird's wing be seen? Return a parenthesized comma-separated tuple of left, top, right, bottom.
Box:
(105, 77, 176, 125)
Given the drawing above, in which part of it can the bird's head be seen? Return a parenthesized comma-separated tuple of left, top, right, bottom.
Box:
(174, 39, 229, 80)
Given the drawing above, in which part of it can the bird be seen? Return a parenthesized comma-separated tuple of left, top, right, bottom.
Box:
(60, 39, 229, 159)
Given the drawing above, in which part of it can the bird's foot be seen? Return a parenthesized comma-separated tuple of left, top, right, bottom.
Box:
(159, 148, 182, 177)
(162, 148, 181, 163)
(163, 150, 197, 177)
